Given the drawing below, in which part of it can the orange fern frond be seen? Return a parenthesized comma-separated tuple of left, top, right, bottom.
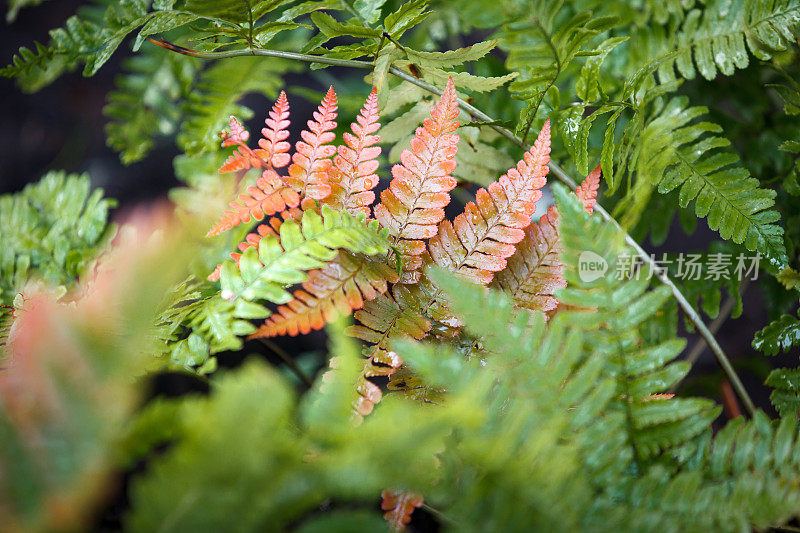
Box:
(286, 86, 338, 204)
(257, 90, 291, 169)
(349, 284, 432, 413)
(349, 285, 432, 347)
(220, 115, 249, 147)
(219, 116, 261, 173)
(354, 348, 402, 417)
(381, 490, 424, 531)
(374, 77, 460, 283)
(427, 120, 551, 285)
(327, 88, 381, 217)
(575, 163, 601, 213)
(206, 169, 300, 237)
(491, 205, 565, 315)
(250, 251, 398, 338)
(218, 92, 292, 173)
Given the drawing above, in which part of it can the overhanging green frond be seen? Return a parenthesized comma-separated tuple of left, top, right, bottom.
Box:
(105, 46, 198, 163)
(642, 97, 787, 266)
(219, 206, 392, 305)
(553, 184, 721, 464)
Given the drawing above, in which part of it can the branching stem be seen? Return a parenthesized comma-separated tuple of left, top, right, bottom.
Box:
(150, 39, 756, 417)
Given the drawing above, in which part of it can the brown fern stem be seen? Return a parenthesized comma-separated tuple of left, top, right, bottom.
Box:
(152, 40, 756, 417)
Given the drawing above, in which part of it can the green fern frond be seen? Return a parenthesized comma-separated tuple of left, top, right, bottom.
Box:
(500, 2, 618, 139)
(654, 0, 800, 82)
(753, 312, 800, 356)
(1, 0, 151, 91)
(155, 279, 259, 369)
(177, 56, 293, 155)
(639, 97, 787, 265)
(105, 46, 198, 164)
(553, 183, 721, 463)
(219, 206, 392, 305)
(0, 171, 115, 306)
(591, 413, 800, 531)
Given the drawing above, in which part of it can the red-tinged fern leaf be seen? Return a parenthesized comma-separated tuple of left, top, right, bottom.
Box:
(427, 120, 551, 285)
(374, 77, 460, 284)
(219, 93, 292, 173)
(258, 90, 291, 169)
(286, 86, 338, 204)
(206, 169, 301, 237)
(221, 115, 249, 147)
(219, 116, 262, 173)
(576, 163, 601, 214)
(250, 251, 398, 338)
(381, 490, 424, 531)
(353, 348, 402, 418)
(491, 205, 565, 315)
(327, 88, 381, 217)
(348, 284, 432, 414)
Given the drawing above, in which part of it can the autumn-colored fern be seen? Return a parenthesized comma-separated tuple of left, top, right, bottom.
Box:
(327, 88, 382, 217)
(374, 77, 460, 284)
(252, 252, 398, 337)
(218, 91, 291, 173)
(207, 170, 300, 237)
(427, 120, 551, 284)
(207, 92, 297, 237)
(576, 163, 601, 214)
(491, 206, 565, 315)
(285, 86, 338, 205)
(207, 82, 606, 426)
(250, 80, 459, 338)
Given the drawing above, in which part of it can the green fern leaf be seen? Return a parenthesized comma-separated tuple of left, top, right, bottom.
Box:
(177, 56, 293, 155)
(0, 171, 115, 307)
(404, 40, 498, 69)
(105, 46, 198, 163)
(219, 206, 392, 305)
(656, 0, 800, 82)
(1, 0, 152, 91)
(642, 97, 787, 265)
(753, 312, 800, 356)
(553, 183, 721, 462)
(765, 368, 800, 417)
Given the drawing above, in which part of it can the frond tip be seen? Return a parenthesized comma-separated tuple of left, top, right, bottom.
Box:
(374, 77, 460, 283)
(327, 87, 381, 217)
(286, 86, 338, 204)
(575, 163, 601, 214)
(219, 92, 292, 173)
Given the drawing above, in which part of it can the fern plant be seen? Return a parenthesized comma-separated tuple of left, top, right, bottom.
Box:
(202, 78, 604, 418)
(4, 1, 800, 531)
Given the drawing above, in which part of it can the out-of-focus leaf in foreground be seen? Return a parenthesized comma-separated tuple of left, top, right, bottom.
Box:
(0, 205, 192, 532)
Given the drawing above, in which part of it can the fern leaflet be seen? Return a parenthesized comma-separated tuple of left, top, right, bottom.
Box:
(374, 77, 460, 283)
(427, 120, 551, 284)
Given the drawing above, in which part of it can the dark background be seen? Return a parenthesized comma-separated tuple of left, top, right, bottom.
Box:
(1, 1, 793, 422)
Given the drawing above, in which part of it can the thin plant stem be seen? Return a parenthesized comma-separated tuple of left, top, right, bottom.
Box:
(258, 339, 314, 389)
(151, 39, 757, 417)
